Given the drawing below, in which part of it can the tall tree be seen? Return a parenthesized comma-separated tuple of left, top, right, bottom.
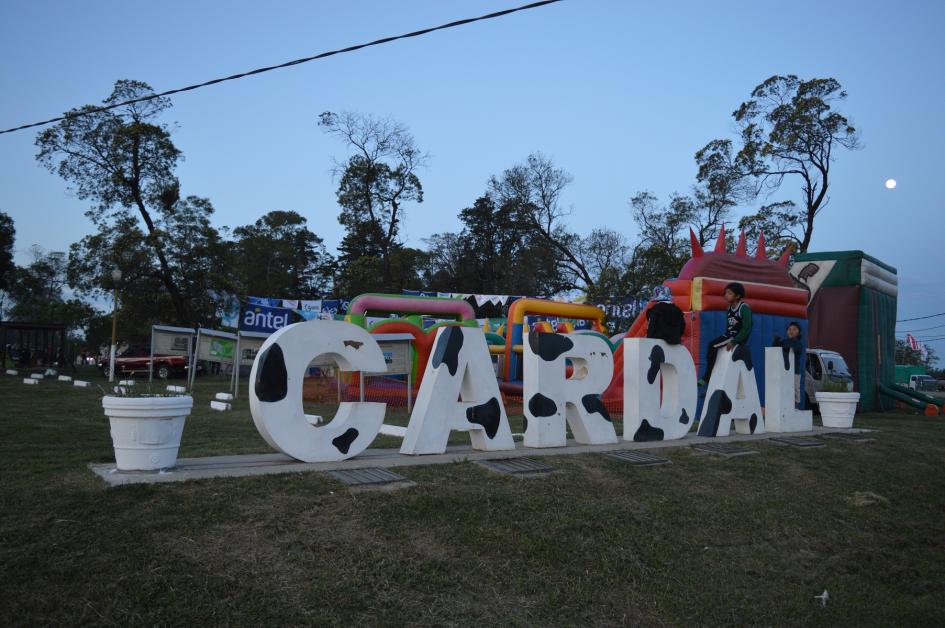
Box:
(578, 228, 632, 300)
(68, 195, 229, 344)
(488, 153, 593, 292)
(423, 193, 568, 297)
(732, 75, 860, 251)
(232, 210, 334, 298)
(319, 111, 425, 289)
(621, 192, 700, 296)
(35, 80, 192, 323)
(692, 138, 749, 246)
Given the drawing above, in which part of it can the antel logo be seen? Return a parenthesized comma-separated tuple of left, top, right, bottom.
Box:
(244, 308, 289, 330)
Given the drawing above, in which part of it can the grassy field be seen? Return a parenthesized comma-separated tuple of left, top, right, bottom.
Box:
(1, 366, 943, 626)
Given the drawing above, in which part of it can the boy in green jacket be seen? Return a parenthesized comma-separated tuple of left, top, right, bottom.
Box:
(699, 282, 752, 386)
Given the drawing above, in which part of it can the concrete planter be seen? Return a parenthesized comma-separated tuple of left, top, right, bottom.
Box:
(815, 392, 860, 428)
(102, 395, 193, 471)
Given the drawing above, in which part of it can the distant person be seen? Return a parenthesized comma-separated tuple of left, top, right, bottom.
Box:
(699, 282, 752, 386)
(773, 321, 803, 406)
(646, 285, 685, 345)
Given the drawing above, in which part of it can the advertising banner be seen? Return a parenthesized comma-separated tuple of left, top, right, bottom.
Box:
(240, 303, 293, 334)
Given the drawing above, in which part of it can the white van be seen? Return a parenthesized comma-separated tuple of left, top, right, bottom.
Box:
(804, 348, 854, 406)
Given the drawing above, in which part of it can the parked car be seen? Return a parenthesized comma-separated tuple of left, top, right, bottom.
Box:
(909, 374, 942, 392)
(804, 348, 855, 409)
(98, 347, 197, 379)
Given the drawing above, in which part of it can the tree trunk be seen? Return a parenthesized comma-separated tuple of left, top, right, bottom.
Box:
(128, 137, 190, 325)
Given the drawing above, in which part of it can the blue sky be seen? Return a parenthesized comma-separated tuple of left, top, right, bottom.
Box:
(1, 1, 943, 342)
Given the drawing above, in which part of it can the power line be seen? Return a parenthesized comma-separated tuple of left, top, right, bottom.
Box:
(897, 311, 945, 323)
(0, 0, 564, 136)
(897, 323, 945, 334)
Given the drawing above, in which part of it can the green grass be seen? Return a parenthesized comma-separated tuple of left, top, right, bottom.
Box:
(1, 367, 944, 626)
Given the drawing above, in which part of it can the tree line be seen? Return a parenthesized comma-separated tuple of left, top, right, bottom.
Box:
(0, 74, 859, 349)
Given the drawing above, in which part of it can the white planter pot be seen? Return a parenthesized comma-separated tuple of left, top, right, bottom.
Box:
(102, 396, 194, 471)
(815, 392, 860, 428)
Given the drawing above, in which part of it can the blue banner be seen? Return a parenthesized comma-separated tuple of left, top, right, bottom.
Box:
(240, 303, 293, 334)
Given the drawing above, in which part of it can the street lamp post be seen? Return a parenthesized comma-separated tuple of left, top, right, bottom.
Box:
(108, 269, 122, 382)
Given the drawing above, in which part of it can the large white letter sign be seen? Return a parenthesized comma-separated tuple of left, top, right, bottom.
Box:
(400, 326, 514, 455)
(764, 347, 812, 432)
(249, 320, 386, 462)
(698, 344, 764, 437)
(523, 331, 617, 448)
(623, 338, 696, 442)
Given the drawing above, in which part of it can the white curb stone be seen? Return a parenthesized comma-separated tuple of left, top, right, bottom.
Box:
(74, 380, 91, 387)
(23, 378, 39, 385)
(215, 392, 234, 401)
(209, 400, 232, 411)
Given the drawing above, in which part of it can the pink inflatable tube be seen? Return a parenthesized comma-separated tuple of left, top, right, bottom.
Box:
(348, 293, 476, 321)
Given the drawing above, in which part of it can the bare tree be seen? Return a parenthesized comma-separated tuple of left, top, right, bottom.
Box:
(319, 111, 427, 286)
(488, 153, 594, 292)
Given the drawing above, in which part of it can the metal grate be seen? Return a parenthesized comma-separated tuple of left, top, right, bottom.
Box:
(820, 432, 876, 443)
(477, 457, 554, 476)
(770, 436, 826, 448)
(603, 450, 671, 466)
(325, 467, 412, 487)
(691, 442, 759, 457)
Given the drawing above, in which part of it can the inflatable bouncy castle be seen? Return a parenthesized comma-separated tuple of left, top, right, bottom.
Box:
(789, 250, 918, 412)
(602, 226, 809, 414)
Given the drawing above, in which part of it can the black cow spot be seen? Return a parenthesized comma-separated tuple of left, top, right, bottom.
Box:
(581, 394, 611, 422)
(679, 408, 690, 424)
(781, 346, 792, 371)
(343, 339, 363, 350)
(749, 413, 758, 434)
(528, 330, 573, 362)
(332, 428, 359, 454)
(647, 345, 666, 384)
(633, 419, 665, 442)
(467, 397, 502, 439)
(528, 393, 558, 417)
(254, 344, 288, 402)
(731, 344, 753, 371)
(522, 416, 528, 432)
(698, 390, 733, 437)
(431, 326, 464, 376)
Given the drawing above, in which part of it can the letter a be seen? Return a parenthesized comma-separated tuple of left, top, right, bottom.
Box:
(698, 344, 764, 437)
(401, 326, 514, 455)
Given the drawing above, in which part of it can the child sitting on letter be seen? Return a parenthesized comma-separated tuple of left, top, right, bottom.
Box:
(699, 282, 752, 386)
(645, 285, 686, 345)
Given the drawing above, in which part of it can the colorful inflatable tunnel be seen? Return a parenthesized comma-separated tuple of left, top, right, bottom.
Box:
(341, 293, 478, 395)
(502, 298, 606, 383)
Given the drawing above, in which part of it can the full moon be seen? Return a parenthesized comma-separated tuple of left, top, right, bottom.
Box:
(885, 179, 897, 189)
